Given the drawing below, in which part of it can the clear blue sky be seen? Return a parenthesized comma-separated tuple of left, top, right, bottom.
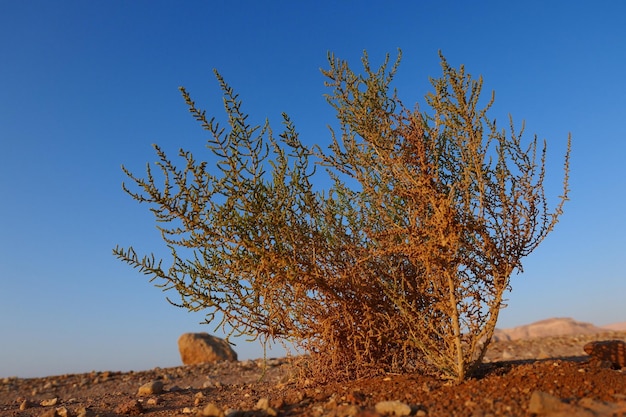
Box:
(1, 1, 625, 378)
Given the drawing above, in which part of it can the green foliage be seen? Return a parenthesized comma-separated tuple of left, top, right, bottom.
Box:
(114, 51, 570, 381)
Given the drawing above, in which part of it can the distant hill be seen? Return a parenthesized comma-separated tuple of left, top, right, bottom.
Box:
(493, 317, 610, 342)
(602, 322, 626, 331)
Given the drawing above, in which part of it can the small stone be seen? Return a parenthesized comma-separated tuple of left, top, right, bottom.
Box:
(201, 402, 225, 417)
(501, 350, 514, 360)
(20, 399, 34, 410)
(137, 380, 164, 396)
(255, 398, 270, 410)
(41, 397, 59, 407)
(528, 391, 564, 414)
(374, 400, 412, 416)
(195, 391, 207, 406)
(527, 390, 584, 415)
(76, 407, 94, 417)
(147, 397, 159, 405)
(578, 397, 623, 415)
(56, 407, 70, 417)
(114, 399, 144, 415)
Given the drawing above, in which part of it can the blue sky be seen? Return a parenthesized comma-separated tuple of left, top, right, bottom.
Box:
(1, 1, 624, 378)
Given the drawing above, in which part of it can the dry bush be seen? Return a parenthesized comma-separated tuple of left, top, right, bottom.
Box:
(114, 51, 570, 381)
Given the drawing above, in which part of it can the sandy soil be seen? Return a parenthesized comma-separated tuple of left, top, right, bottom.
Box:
(2, 332, 626, 417)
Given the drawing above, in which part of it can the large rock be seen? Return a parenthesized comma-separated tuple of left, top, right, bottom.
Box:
(178, 333, 238, 365)
(584, 339, 626, 369)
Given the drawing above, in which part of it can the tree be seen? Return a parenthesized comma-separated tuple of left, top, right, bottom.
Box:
(114, 51, 570, 381)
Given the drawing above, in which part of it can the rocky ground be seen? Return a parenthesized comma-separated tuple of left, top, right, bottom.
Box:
(2, 332, 626, 417)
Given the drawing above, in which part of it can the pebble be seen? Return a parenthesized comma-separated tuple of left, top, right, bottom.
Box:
(75, 407, 94, 417)
(137, 380, 164, 396)
(114, 399, 144, 415)
(40, 397, 59, 407)
(501, 350, 514, 360)
(255, 397, 271, 410)
(527, 391, 582, 415)
(56, 407, 70, 417)
(374, 400, 412, 416)
(528, 391, 561, 413)
(255, 397, 278, 416)
(201, 402, 225, 417)
(580, 397, 626, 416)
(20, 399, 34, 410)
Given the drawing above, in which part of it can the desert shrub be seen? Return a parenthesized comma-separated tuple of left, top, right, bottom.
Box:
(114, 51, 570, 381)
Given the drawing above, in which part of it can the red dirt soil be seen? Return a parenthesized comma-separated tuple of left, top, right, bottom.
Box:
(2, 332, 626, 417)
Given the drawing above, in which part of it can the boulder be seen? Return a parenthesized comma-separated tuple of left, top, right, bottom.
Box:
(584, 339, 626, 369)
(178, 333, 238, 365)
